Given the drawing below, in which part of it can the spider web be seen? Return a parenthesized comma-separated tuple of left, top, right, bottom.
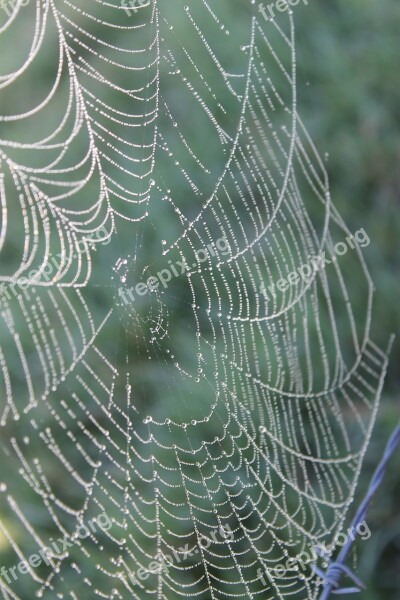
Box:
(0, 1, 390, 599)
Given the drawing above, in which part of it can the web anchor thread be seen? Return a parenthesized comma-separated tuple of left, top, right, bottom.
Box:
(316, 422, 400, 599)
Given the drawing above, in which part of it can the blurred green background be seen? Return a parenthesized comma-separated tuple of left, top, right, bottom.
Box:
(297, 2, 400, 598)
(0, 1, 399, 599)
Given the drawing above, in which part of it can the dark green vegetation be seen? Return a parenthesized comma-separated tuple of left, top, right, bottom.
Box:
(297, 2, 400, 598)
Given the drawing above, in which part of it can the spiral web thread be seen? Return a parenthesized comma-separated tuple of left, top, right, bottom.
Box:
(0, 1, 390, 599)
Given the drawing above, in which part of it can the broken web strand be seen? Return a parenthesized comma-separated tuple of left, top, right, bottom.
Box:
(316, 382, 400, 599)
